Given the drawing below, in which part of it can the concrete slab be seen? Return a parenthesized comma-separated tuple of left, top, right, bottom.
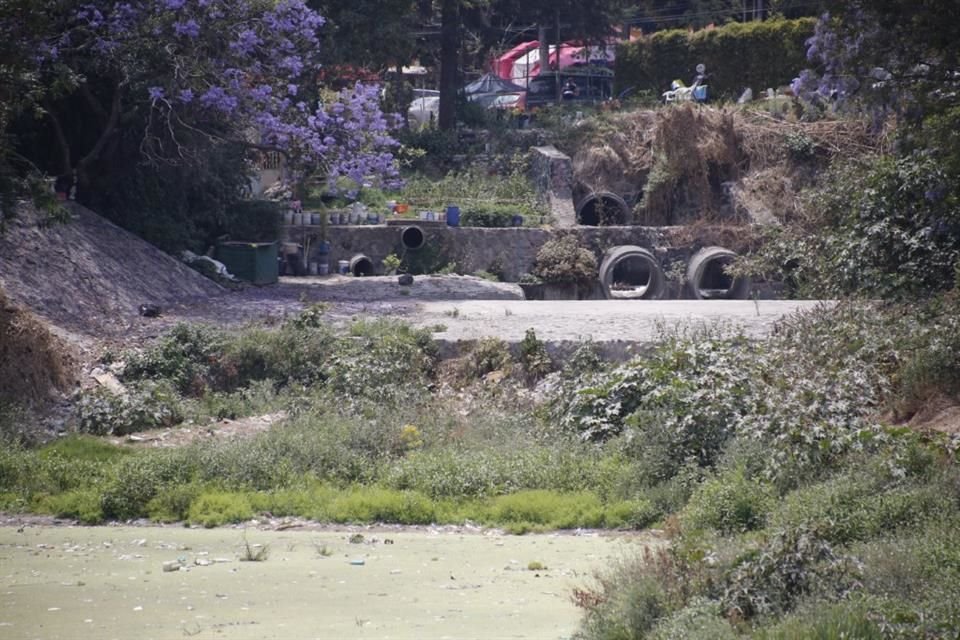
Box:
(413, 299, 828, 359)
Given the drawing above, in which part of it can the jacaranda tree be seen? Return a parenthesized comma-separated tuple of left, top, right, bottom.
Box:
(4, 0, 401, 244)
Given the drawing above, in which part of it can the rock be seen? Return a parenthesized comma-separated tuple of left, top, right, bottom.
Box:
(162, 560, 181, 572)
(398, 274, 414, 286)
(92, 371, 126, 395)
(138, 303, 162, 317)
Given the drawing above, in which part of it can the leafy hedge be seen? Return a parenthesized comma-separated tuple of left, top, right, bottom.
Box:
(615, 18, 815, 100)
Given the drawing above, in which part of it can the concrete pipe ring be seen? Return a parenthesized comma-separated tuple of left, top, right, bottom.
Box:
(400, 225, 425, 251)
(575, 192, 630, 226)
(599, 245, 666, 300)
(349, 254, 374, 277)
(686, 246, 750, 300)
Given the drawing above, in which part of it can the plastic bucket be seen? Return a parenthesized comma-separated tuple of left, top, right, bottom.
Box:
(318, 263, 329, 275)
(446, 205, 460, 227)
(337, 260, 350, 275)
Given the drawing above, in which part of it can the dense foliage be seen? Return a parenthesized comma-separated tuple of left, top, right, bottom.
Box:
(2, 0, 401, 250)
(615, 18, 815, 99)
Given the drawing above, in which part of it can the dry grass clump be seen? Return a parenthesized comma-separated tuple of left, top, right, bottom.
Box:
(0, 286, 74, 407)
(735, 110, 887, 169)
(572, 110, 657, 198)
(639, 105, 748, 225)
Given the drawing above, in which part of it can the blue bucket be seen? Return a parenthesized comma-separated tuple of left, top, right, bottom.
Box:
(445, 205, 460, 227)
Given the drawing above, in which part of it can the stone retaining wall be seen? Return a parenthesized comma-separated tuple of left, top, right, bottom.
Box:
(283, 223, 759, 284)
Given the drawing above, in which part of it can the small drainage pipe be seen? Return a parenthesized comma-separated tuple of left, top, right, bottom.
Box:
(686, 247, 750, 299)
(575, 191, 629, 226)
(599, 246, 666, 300)
(349, 254, 374, 277)
(400, 225, 425, 251)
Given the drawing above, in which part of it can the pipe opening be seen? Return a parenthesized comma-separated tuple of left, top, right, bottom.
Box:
(686, 247, 749, 299)
(350, 255, 374, 277)
(576, 193, 629, 226)
(695, 256, 734, 298)
(610, 256, 656, 299)
(599, 245, 665, 300)
(400, 226, 425, 251)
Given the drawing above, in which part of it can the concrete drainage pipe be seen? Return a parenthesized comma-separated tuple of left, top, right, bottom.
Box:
(599, 246, 666, 300)
(349, 254, 374, 277)
(686, 247, 750, 299)
(400, 225, 425, 251)
(576, 192, 630, 226)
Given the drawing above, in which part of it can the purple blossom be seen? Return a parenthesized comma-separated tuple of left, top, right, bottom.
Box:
(178, 88, 194, 103)
(200, 86, 237, 113)
(230, 28, 260, 55)
(173, 19, 200, 38)
(148, 86, 165, 101)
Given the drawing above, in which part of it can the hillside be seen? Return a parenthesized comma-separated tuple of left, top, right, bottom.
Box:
(0, 203, 224, 338)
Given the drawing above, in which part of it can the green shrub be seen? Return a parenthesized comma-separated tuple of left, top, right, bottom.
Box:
(485, 490, 605, 530)
(722, 525, 863, 620)
(122, 323, 225, 394)
(76, 382, 183, 436)
(533, 233, 598, 285)
(187, 490, 254, 527)
(100, 450, 195, 520)
(649, 598, 736, 640)
(575, 558, 670, 640)
(325, 319, 437, 401)
(518, 328, 552, 384)
(460, 337, 513, 380)
(754, 601, 885, 640)
(603, 499, 660, 530)
(459, 202, 517, 228)
(146, 482, 206, 522)
(38, 435, 130, 463)
(33, 489, 104, 524)
(327, 487, 436, 525)
(681, 466, 775, 534)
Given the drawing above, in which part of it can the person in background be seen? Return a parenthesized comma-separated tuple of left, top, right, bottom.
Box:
(562, 79, 579, 100)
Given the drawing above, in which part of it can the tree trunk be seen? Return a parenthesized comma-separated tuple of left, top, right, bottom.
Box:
(538, 24, 549, 101)
(438, 0, 459, 131)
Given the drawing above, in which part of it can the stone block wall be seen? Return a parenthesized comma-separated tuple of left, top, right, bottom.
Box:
(283, 223, 756, 283)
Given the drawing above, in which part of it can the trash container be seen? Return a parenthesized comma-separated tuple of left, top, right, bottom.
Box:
(216, 242, 279, 285)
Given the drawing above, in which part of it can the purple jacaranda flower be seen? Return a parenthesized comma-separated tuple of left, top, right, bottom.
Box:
(174, 19, 200, 38)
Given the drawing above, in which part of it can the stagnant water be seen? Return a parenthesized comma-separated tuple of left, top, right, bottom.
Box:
(0, 525, 658, 639)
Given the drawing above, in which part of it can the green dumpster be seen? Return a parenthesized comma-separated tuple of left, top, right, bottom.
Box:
(216, 241, 279, 285)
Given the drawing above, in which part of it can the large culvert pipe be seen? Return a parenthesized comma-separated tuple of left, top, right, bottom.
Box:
(599, 246, 666, 300)
(576, 191, 630, 226)
(686, 247, 750, 299)
(400, 225, 425, 251)
(349, 254, 374, 277)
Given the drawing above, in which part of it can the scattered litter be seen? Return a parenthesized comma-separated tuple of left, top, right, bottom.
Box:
(349, 559, 365, 566)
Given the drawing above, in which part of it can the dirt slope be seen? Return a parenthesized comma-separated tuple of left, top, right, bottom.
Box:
(0, 202, 224, 337)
